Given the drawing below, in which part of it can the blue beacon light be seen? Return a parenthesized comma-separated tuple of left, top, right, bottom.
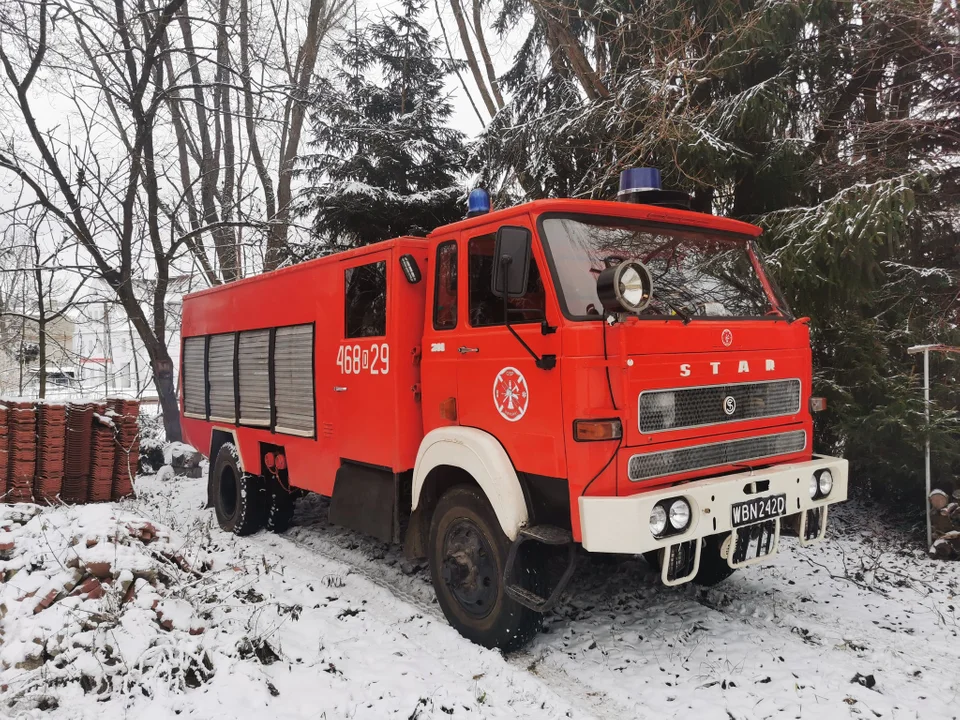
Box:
(467, 188, 491, 217)
(618, 167, 662, 195)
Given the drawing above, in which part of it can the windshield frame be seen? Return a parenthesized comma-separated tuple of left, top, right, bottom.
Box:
(536, 211, 791, 323)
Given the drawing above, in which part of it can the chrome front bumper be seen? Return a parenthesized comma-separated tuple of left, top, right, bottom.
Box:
(579, 454, 848, 583)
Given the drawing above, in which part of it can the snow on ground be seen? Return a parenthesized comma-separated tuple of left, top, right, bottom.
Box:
(2, 471, 958, 719)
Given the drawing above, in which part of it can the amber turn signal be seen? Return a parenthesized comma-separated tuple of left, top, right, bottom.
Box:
(439, 397, 458, 422)
(573, 419, 622, 442)
(810, 397, 827, 413)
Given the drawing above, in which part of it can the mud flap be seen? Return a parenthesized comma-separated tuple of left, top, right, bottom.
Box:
(799, 506, 828, 546)
(661, 539, 702, 586)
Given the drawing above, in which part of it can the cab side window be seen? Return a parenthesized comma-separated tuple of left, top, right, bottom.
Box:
(468, 233, 545, 327)
(345, 261, 387, 337)
(433, 241, 458, 330)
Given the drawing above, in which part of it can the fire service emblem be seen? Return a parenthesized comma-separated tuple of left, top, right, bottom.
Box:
(721, 328, 733, 347)
(493, 367, 529, 422)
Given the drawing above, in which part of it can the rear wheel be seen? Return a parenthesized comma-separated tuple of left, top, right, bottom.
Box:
(428, 486, 542, 651)
(211, 443, 264, 536)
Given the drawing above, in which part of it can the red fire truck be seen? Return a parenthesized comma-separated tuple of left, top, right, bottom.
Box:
(180, 168, 847, 650)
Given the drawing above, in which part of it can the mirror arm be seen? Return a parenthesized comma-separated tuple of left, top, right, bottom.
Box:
(500, 257, 556, 371)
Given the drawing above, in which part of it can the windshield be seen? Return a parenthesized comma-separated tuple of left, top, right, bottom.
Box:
(539, 215, 791, 320)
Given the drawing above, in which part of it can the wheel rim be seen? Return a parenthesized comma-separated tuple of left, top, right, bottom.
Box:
(441, 518, 498, 619)
(219, 466, 238, 518)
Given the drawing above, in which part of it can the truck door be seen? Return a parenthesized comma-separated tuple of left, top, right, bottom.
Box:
(450, 220, 566, 479)
(334, 249, 394, 467)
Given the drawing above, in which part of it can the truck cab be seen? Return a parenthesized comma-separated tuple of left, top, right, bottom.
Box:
(181, 168, 847, 651)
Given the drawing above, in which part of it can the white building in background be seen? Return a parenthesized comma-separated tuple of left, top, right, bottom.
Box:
(14, 274, 203, 402)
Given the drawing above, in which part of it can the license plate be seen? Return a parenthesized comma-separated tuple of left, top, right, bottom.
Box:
(731, 493, 786, 527)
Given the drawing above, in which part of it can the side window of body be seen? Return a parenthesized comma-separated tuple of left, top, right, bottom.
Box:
(433, 241, 458, 330)
(468, 232, 545, 327)
(345, 260, 387, 338)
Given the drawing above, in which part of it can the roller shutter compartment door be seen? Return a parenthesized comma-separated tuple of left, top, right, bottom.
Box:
(207, 333, 236, 422)
(273, 324, 315, 437)
(182, 336, 207, 418)
(238, 330, 271, 427)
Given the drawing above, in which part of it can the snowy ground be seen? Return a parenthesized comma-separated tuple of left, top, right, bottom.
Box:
(3, 470, 958, 719)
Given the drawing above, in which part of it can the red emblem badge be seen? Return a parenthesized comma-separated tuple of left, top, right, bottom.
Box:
(493, 367, 529, 422)
(721, 328, 733, 347)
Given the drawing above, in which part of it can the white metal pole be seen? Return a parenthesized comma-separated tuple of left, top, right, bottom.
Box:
(924, 349, 931, 549)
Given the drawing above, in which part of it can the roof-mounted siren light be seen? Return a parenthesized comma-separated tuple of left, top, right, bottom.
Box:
(467, 188, 491, 218)
(617, 167, 693, 210)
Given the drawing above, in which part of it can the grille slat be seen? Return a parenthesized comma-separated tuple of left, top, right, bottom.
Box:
(639, 379, 801, 434)
(628, 430, 807, 482)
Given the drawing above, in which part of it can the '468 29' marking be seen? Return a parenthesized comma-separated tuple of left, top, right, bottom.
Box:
(337, 343, 389, 375)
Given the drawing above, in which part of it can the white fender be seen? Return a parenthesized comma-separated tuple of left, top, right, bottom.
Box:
(412, 427, 528, 540)
(211, 425, 245, 471)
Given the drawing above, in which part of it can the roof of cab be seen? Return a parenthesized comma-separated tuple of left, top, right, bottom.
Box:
(428, 198, 762, 238)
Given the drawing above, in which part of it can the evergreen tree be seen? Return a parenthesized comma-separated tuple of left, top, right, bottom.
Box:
(299, 0, 467, 249)
(475, 0, 960, 508)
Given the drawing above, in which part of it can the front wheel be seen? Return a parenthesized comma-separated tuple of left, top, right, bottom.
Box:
(211, 442, 264, 536)
(428, 486, 542, 651)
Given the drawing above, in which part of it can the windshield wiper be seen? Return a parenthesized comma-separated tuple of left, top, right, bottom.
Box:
(662, 297, 692, 324)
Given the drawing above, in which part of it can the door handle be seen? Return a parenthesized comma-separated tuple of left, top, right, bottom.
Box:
(333, 386, 348, 392)
(458, 346, 479, 354)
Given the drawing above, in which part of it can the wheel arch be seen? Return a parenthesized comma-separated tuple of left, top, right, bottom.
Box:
(411, 427, 529, 544)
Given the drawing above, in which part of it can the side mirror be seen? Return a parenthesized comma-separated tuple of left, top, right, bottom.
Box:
(492, 226, 531, 298)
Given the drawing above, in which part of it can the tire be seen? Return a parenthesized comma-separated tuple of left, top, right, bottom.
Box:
(211, 442, 264, 536)
(265, 480, 295, 533)
(428, 486, 542, 651)
(644, 533, 737, 587)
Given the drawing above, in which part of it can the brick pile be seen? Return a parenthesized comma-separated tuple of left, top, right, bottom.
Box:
(62, 402, 95, 503)
(109, 398, 139, 500)
(34, 402, 67, 502)
(88, 408, 116, 502)
(7, 402, 37, 503)
(0, 405, 8, 496)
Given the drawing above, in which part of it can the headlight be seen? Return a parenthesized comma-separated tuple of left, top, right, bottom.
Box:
(818, 469, 833, 497)
(809, 475, 819, 499)
(668, 499, 691, 530)
(649, 504, 667, 536)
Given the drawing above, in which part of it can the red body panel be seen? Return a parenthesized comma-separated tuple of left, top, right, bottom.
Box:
(181, 238, 428, 495)
(181, 199, 815, 544)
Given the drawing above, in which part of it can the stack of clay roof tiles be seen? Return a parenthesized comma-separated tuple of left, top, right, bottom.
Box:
(0, 398, 141, 505)
(88, 407, 116, 502)
(62, 402, 95, 503)
(0, 404, 8, 497)
(108, 398, 139, 500)
(34, 402, 67, 502)
(7, 402, 37, 503)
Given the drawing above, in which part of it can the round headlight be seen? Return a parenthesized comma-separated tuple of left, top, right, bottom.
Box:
(649, 504, 667, 536)
(668, 499, 691, 530)
(809, 475, 819, 499)
(818, 469, 833, 497)
(597, 261, 654, 314)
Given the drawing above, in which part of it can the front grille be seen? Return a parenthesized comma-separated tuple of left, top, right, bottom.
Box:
(638, 379, 801, 433)
(628, 429, 807, 482)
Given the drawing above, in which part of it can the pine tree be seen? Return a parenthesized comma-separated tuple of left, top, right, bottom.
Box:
(299, 0, 467, 250)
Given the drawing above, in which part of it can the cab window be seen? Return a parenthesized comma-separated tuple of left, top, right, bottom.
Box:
(467, 233, 545, 327)
(433, 241, 458, 330)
